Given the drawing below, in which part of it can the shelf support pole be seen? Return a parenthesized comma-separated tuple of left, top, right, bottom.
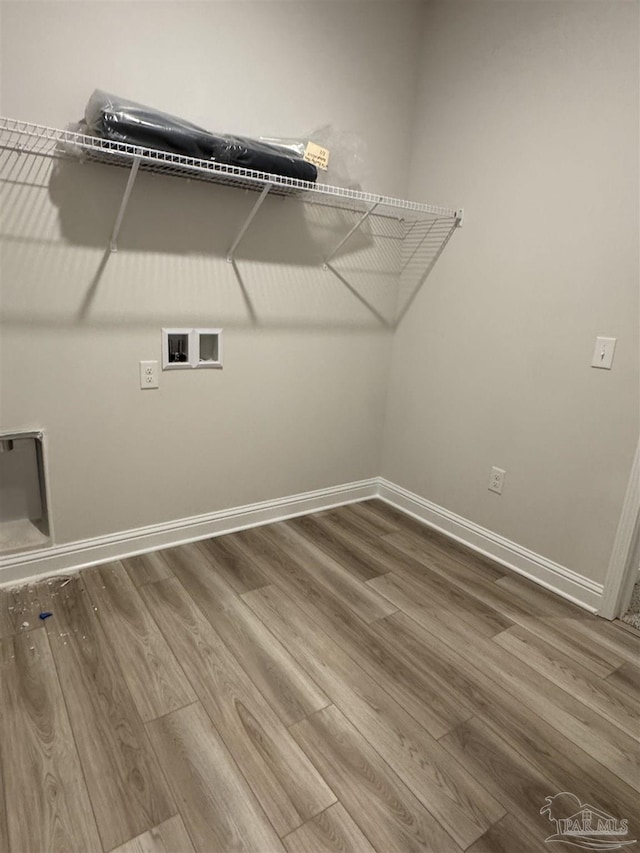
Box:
(322, 200, 380, 269)
(109, 155, 141, 253)
(227, 183, 272, 262)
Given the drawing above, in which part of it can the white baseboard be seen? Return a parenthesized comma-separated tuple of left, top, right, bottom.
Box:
(0, 475, 605, 613)
(0, 478, 378, 588)
(378, 478, 603, 613)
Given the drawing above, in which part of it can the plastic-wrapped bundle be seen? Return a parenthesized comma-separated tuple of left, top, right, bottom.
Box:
(81, 90, 318, 183)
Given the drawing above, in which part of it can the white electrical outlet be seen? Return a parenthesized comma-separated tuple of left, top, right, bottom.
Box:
(488, 466, 506, 495)
(139, 360, 159, 389)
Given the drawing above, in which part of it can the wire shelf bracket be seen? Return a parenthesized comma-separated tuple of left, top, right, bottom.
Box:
(401, 217, 438, 273)
(322, 200, 380, 270)
(396, 220, 460, 323)
(109, 155, 141, 253)
(226, 183, 272, 263)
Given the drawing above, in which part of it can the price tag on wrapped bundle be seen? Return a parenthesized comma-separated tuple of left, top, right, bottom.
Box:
(303, 141, 330, 171)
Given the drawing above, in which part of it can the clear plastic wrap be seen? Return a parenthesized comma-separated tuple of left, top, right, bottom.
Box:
(261, 125, 366, 189)
(76, 90, 318, 182)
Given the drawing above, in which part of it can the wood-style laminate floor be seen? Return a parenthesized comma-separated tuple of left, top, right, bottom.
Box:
(1, 500, 638, 853)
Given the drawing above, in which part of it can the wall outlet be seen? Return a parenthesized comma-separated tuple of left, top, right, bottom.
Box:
(139, 360, 159, 389)
(488, 466, 506, 495)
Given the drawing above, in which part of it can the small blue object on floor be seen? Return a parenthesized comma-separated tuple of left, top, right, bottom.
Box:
(39, 611, 53, 620)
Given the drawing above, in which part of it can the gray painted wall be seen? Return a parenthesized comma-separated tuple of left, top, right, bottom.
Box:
(0, 1, 423, 544)
(382, 0, 640, 584)
(1, 1, 638, 590)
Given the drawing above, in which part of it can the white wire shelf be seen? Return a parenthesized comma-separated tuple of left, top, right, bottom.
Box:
(0, 115, 462, 313)
(0, 116, 460, 221)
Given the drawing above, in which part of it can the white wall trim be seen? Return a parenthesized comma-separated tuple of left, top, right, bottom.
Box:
(0, 478, 378, 588)
(598, 438, 640, 619)
(0, 474, 610, 614)
(377, 478, 603, 612)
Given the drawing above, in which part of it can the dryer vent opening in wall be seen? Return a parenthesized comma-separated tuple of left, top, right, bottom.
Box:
(0, 431, 51, 555)
(162, 328, 223, 370)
